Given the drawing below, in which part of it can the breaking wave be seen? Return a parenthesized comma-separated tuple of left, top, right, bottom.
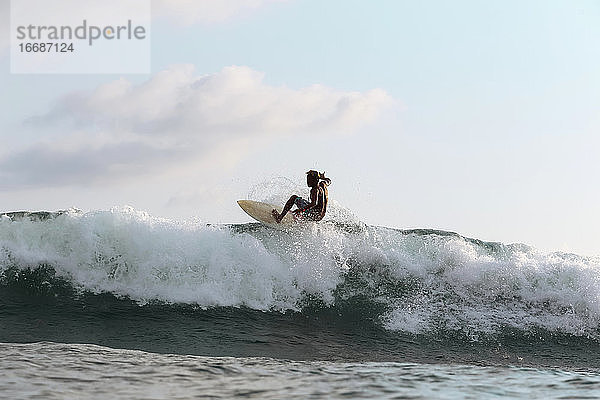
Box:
(1, 207, 599, 341)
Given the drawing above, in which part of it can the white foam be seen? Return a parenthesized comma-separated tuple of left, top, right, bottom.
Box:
(0, 207, 303, 309)
(380, 234, 600, 338)
(1, 206, 600, 338)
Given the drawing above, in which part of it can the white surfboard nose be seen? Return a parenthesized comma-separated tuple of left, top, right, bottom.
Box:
(237, 199, 296, 227)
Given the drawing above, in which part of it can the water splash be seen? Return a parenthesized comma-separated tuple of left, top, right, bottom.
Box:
(1, 207, 600, 340)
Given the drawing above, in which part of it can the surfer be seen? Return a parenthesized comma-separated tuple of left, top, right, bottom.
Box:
(272, 170, 331, 223)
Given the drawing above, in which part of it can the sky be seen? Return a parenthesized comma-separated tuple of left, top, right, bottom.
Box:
(0, 0, 599, 256)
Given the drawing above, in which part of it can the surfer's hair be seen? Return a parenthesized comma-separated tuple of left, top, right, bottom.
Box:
(306, 170, 328, 180)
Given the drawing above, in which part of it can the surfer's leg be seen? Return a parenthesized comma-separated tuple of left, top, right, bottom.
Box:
(272, 195, 298, 223)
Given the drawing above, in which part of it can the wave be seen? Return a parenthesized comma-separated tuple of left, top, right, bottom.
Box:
(1, 207, 600, 341)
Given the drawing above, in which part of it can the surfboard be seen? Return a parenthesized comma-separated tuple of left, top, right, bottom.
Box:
(237, 200, 297, 227)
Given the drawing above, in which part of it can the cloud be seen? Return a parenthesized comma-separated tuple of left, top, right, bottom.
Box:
(0, 141, 180, 189)
(153, 0, 288, 25)
(1, 65, 392, 189)
(57, 64, 392, 135)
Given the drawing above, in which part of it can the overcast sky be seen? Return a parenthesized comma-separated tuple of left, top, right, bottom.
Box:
(1, 0, 599, 256)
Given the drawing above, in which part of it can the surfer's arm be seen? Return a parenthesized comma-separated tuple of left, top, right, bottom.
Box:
(296, 189, 323, 214)
(293, 188, 318, 214)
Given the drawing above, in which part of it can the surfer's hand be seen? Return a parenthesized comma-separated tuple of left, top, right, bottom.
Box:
(292, 209, 302, 215)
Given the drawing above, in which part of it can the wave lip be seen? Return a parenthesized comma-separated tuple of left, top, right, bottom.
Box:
(1, 207, 307, 310)
(1, 207, 600, 340)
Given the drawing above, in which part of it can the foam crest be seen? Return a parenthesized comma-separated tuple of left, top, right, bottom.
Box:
(2, 207, 600, 339)
(1, 207, 305, 309)
(379, 234, 600, 338)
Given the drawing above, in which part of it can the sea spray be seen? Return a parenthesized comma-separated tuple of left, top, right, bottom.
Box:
(1, 206, 600, 341)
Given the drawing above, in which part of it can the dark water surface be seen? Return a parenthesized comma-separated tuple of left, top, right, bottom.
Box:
(2, 283, 600, 370)
(2, 209, 600, 398)
(2, 342, 600, 400)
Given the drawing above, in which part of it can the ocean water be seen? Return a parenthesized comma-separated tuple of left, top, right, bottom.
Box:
(2, 207, 600, 398)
